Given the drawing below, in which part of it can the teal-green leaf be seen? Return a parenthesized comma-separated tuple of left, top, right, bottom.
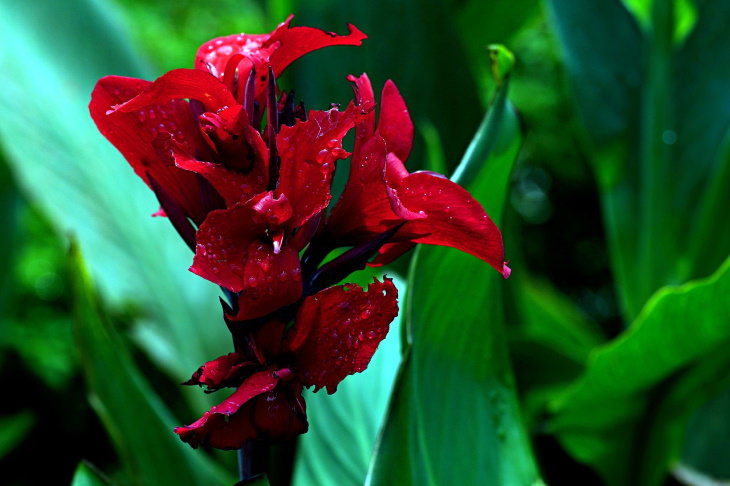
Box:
(71, 461, 110, 486)
(547, 0, 730, 319)
(550, 254, 730, 486)
(70, 243, 234, 486)
(0, 0, 227, 381)
(367, 60, 543, 485)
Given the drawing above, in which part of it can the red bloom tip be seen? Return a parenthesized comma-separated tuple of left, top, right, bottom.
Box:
(195, 15, 367, 105)
(502, 261, 512, 279)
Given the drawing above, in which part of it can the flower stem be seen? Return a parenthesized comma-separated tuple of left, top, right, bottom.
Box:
(238, 442, 253, 481)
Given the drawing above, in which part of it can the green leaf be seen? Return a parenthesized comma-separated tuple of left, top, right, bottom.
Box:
(0, 411, 36, 460)
(550, 254, 730, 486)
(681, 387, 730, 480)
(547, 0, 730, 319)
(70, 243, 235, 486)
(507, 274, 604, 409)
(71, 461, 110, 486)
(367, 54, 543, 485)
(0, 0, 227, 382)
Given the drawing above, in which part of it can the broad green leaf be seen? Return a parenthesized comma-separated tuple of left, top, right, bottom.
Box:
(507, 274, 604, 410)
(547, 0, 730, 319)
(550, 254, 730, 486)
(71, 243, 235, 486)
(71, 461, 110, 486)
(367, 51, 543, 486)
(0, 0, 227, 383)
(545, 0, 645, 319)
(0, 155, 21, 319)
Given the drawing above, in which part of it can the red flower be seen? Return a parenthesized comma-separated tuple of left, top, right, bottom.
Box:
(90, 16, 509, 453)
(175, 277, 398, 449)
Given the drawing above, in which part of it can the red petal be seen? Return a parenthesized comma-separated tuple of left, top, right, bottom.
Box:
(173, 156, 264, 207)
(89, 76, 210, 223)
(196, 16, 366, 106)
(253, 380, 308, 441)
(266, 16, 367, 79)
(347, 73, 377, 143)
(290, 277, 399, 393)
(173, 105, 269, 206)
(276, 103, 364, 228)
(190, 205, 260, 291)
(378, 80, 413, 162)
(109, 69, 235, 114)
(385, 154, 507, 276)
(191, 203, 303, 318)
(182, 352, 252, 391)
(233, 241, 302, 320)
(326, 136, 399, 245)
(175, 370, 278, 449)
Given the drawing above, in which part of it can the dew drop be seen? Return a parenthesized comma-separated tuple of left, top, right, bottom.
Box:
(359, 309, 371, 319)
(247, 276, 258, 288)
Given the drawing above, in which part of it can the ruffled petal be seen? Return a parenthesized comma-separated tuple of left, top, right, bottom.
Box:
(191, 203, 303, 317)
(266, 15, 367, 77)
(197, 15, 366, 107)
(385, 154, 507, 276)
(232, 241, 302, 320)
(89, 75, 211, 223)
(276, 102, 365, 228)
(190, 205, 261, 291)
(174, 370, 279, 449)
(108, 69, 236, 114)
(290, 277, 399, 393)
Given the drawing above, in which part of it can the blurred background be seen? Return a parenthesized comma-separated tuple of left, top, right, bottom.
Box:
(1, 0, 729, 485)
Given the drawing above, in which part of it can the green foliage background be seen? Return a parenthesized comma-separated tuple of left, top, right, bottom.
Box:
(1, 0, 729, 485)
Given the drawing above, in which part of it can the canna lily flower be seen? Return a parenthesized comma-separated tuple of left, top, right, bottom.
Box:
(90, 15, 510, 453)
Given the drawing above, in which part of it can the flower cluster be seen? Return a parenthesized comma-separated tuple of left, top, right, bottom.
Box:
(89, 15, 509, 450)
